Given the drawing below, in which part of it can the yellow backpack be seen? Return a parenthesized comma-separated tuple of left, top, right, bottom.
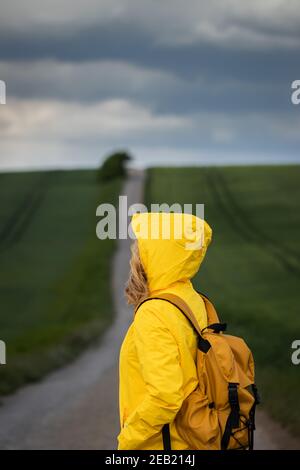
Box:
(137, 292, 260, 450)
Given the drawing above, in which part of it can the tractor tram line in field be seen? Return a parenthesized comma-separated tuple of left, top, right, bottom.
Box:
(213, 168, 300, 264)
(205, 167, 300, 276)
(0, 172, 52, 251)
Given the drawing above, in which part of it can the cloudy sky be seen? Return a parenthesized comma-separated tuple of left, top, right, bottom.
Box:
(0, 0, 299, 170)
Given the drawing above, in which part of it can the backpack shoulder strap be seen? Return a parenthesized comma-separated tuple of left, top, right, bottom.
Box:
(135, 291, 221, 330)
(197, 291, 220, 324)
(135, 292, 203, 337)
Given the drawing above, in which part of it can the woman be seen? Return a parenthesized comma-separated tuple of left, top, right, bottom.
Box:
(117, 211, 212, 450)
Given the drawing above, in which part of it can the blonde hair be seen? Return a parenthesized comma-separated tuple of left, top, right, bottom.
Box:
(125, 240, 148, 306)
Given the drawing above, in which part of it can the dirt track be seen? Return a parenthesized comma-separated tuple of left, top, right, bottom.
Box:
(0, 170, 298, 450)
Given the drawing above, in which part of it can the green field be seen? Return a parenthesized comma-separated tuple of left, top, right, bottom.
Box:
(145, 165, 300, 435)
(0, 169, 121, 394)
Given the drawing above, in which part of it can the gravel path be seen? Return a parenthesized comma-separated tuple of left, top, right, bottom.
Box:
(0, 169, 298, 450)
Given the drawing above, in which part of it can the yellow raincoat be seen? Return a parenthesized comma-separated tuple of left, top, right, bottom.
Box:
(117, 212, 212, 450)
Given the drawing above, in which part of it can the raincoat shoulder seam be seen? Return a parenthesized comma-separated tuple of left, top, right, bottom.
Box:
(134, 300, 180, 346)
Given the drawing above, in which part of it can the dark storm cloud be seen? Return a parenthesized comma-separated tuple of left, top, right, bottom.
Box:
(0, 20, 298, 81)
(0, 0, 299, 169)
(0, 1, 299, 114)
(0, 23, 297, 116)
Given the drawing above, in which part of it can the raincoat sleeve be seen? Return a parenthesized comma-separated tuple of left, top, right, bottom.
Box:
(117, 301, 184, 450)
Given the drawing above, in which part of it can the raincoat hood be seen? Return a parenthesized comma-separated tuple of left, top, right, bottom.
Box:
(131, 212, 212, 293)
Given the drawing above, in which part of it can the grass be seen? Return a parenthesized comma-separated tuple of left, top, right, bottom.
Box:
(0, 169, 122, 394)
(145, 165, 300, 435)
